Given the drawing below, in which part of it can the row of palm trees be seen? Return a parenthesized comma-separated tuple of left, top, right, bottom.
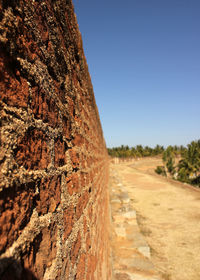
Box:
(155, 140, 200, 187)
(107, 144, 165, 158)
(107, 144, 186, 158)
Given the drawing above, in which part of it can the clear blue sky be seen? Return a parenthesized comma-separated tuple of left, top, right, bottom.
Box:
(73, 0, 200, 148)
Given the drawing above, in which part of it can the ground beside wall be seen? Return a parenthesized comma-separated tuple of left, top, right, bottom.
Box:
(0, 1, 111, 279)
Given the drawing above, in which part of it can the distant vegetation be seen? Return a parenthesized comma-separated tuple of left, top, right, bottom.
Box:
(156, 140, 200, 187)
(107, 144, 165, 158)
(108, 140, 200, 187)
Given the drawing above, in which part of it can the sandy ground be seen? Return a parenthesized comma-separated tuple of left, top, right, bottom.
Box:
(112, 157, 200, 280)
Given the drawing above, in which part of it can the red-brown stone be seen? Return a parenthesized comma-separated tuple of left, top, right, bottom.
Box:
(15, 129, 50, 170)
(63, 115, 72, 140)
(76, 253, 86, 280)
(54, 137, 66, 167)
(86, 255, 97, 280)
(66, 173, 80, 195)
(69, 149, 80, 169)
(63, 204, 75, 240)
(0, 52, 29, 109)
(36, 175, 61, 215)
(72, 133, 84, 147)
(71, 231, 81, 265)
(76, 191, 89, 220)
(0, 182, 35, 254)
(23, 222, 57, 279)
(86, 233, 91, 251)
(31, 87, 60, 128)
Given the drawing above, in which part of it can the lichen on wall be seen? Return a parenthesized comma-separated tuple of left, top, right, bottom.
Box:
(0, 1, 111, 279)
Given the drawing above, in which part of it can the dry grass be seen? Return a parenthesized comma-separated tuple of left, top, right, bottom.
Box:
(113, 158, 200, 280)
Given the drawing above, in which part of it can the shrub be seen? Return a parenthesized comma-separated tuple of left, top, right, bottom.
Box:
(155, 166, 166, 176)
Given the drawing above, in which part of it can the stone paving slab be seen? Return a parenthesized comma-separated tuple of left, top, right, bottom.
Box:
(110, 166, 163, 280)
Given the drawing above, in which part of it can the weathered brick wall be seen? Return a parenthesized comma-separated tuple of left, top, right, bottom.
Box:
(0, 1, 111, 279)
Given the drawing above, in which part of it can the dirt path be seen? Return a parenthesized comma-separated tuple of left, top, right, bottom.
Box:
(110, 158, 200, 280)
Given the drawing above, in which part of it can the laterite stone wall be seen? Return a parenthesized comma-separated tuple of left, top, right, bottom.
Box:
(0, 1, 111, 279)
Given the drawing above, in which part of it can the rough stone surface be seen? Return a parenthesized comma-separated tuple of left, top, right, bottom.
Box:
(0, 1, 111, 279)
(109, 165, 162, 280)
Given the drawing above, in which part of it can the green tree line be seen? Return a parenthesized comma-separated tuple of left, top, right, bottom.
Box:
(108, 144, 166, 158)
(155, 140, 200, 187)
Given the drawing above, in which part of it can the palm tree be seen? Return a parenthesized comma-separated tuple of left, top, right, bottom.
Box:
(177, 140, 200, 183)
